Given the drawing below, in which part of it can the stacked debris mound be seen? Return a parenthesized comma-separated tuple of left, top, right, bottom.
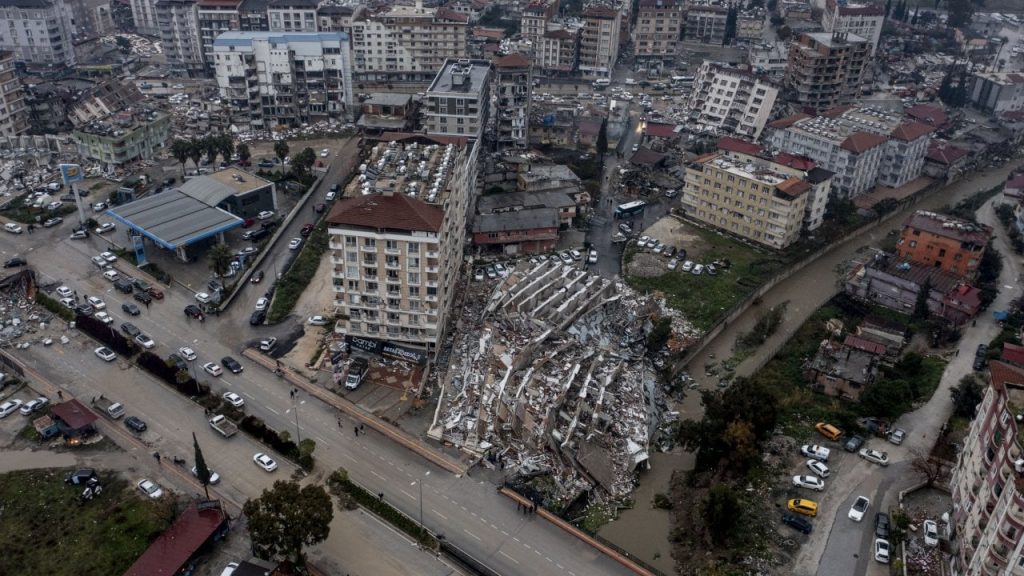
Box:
(430, 260, 698, 507)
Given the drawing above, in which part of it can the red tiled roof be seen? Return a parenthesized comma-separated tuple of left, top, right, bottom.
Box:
(436, 7, 469, 21)
(943, 282, 981, 312)
(774, 152, 816, 171)
(1002, 342, 1024, 367)
(577, 118, 603, 136)
(891, 121, 933, 142)
(843, 334, 887, 356)
(494, 53, 530, 67)
(717, 136, 762, 156)
(776, 177, 810, 198)
(925, 140, 968, 165)
(125, 504, 226, 576)
(821, 105, 855, 118)
(989, 360, 1024, 394)
(630, 147, 668, 166)
(644, 122, 678, 139)
(327, 194, 444, 233)
(50, 399, 97, 430)
(840, 132, 887, 153)
(768, 113, 811, 129)
(906, 104, 948, 127)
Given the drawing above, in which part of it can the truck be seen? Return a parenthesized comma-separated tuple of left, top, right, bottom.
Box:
(92, 396, 125, 419)
(346, 357, 369, 390)
(209, 415, 238, 438)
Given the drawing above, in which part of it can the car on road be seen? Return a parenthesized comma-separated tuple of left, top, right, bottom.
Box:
(195, 292, 211, 304)
(250, 270, 265, 284)
(237, 246, 258, 258)
(168, 354, 188, 372)
(619, 223, 633, 234)
(133, 291, 152, 305)
(95, 347, 117, 362)
(288, 237, 302, 250)
(320, 148, 329, 157)
(137, 479, 163, 499)
(121, 322, 141, 338)
(19, 397, 48, 416)
(203, 362, 223, 376)
(91, 255, 110, 269)
(4, 222, 23, 234)
(124, 416, 147, 432)
(474, 268, 485, 281)
(923, 519, 939, 546)
(258, 159, 275, 168)
(250, 310, 266, 325)
(223, 391, 245, 408)
(588, 250, 598, 264)
(179, 346, 197, 361)
(301, 223, 314, 236)
(95, 222, 115, 234)
(103, 270, 119, 282)
(3, 257, 26, 268)
(184, 305, 205, 320)
(56, 285, 73, 299)
(0, 399, 24, 418)
(86, 296, 106, 310)
(308, 315, 329, 326)
(781, 511, 812, 534)
(59, 297, 75, 309)
(122, 302, 141, 316)
(135, 334, 155, 349)
(801, 445, 830, 462)
(94, 311, 113, 325)
(192, 466, 221, 484)
(257, 210, 274, 220)
(849, 496, 870, 522)
(114, 278, 133, 293)
(148, 287, 164, 300)
(973, 355, 986, 371)
(75, 303, 95, 316)
(638, 235, 649, 246)
(787, 498, 818, 517)
(100, 251, 117, 263)
(859, 448, 889, 466)
(875, 512, 890, 539)
(42, 217, 63, 227)
(815, 422, 842, 441)
(255, 297, 269, 311)
(792, 475, 825, 491)
(259, 337, 277, 351)
(806, 460, 830, 478)
(874, 538, 890, 563)
(222, 356, 243, 373)
(253, 452, 277, 472)
(843, 434, 865, 453)
(70, 229, 88, 240)
(887, 428, 906, 445)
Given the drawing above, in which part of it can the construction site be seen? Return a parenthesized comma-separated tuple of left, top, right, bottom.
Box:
(429, 258, 699, 510)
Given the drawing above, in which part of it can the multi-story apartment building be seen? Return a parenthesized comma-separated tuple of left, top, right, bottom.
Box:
(683, 5, 728, 45)
(424, 58, 491, 139)
(748, 41, 788, 80)
(349, 1, 468, 83)
(68, 79, 143, 126)
(0, 51, 27, 136)
(767, 106, 933, 197)
(267, 0, 317, 32)
(0, 0, 75, 66)
(821, 0, 884, 56)
(632, 0, 681, 71)
(968, 71, 1024, 115)
(686, 62, 779, 140)
(197, 0, 242, 73)
(950, 360, 1024, 576)
(520, 0, 557, 45)
(157, 0, 205, 76)
(212, 31, 353, 129)
(237, 0, 268, 30)
(736, 8, 766, 41)
(66, 0, 115, 37)
(785, 32, 869, 113)
(129, 0, 160, 34)
(492, 53, 531, 150)
(327, 134, 478, 351)
(72, 109, 171, 169)
(538, 27, 579, 75)
(896, 210, 991, 281)
(318, 3, 358, 34)
(681, 140, 833, 249)
(578, 4, 620, 79)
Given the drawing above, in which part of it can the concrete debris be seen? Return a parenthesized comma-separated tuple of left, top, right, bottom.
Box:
(430, 259, 700, 505)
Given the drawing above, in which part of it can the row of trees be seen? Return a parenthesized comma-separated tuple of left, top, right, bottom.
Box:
(170, 135, 251, 176)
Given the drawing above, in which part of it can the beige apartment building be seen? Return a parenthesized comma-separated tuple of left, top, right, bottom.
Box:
(785, 31, 869, 113)
(632, 0, 681, 71)
(326, 135, 478, 350)
(0, 51, 28, 137)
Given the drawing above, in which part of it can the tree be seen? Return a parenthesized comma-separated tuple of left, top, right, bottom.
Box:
(243, 480, 333, 567)
(913, 279, 932, 320)
(677, 379, 778, 472)
(951, 373, 984, 418)
(193, 432, 212, 499)
(291, 147, 317, 179)
(910, 449, 948, 487)
(947, 0, 973, 28)
(217, 134, 235, 164)
(188, 138, 203, 170)
(236, 143, 251, 165)
(723, 420, 758, 463)
(860, 378, 913, 418)
(596, 118, 608, 162)
(776, 25, 792, 42)
(202, 136, 220, 164)
(723, 6, 737, 45)
(208, 242, 234, 280)
(911, 8, 919, 26)
(115, 36, 131, 54)
(702, 485, 740, 545)
(274, 141, 290, 163)
(171, 139, 192, 176)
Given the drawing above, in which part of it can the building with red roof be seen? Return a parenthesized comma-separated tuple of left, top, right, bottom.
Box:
(924, 140, 969, 180)
(50, 399, 98, 439)
(125, 502, 228, 576)
(905, 104, 950, 130)
(1002, 342, 1024, 367)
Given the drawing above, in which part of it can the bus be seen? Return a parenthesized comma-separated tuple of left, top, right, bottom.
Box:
(614, 200, 646, 219)
(671, 76, 695, 88)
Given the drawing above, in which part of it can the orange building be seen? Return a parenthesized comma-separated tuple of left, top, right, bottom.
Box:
(895, 210, 992, 280)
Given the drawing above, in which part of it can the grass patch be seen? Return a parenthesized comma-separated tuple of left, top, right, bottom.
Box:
(0, 468, 173, 575)
(268, 220, 328, 323)
(327, 469, 437, 550)
(577, 501, 617, 533)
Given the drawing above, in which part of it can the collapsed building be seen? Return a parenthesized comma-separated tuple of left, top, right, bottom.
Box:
(430, 259, 697, 507)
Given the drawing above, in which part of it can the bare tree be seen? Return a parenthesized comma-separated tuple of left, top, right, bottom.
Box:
(911, 449, 949, 487)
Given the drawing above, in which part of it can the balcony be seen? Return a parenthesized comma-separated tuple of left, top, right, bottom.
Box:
(361, 245, 377, 252)
(426, 250, 438, 258)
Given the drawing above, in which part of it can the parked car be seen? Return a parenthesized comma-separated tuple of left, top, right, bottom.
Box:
(848, 496, 870, 522)
(250, 309, 266, 325)
(3, 257, 26, 268)
(257, 210, 275, 220)
(801, 445, 830, 462)
(815, 422, 842, 441)
(135, 334, 155, 349)
(887, 428, 906, 445)
(122, 303, 141, 316)
(259, 337, 277, 352)
(203, 362, 223, 376)
(300, 223, 314, 236)
(874, 538, 890, 563)
(184, 304, 205, 320)
(4, 222, 23, 234)
(787, 498, 818, 517)
(255, 297, 269, 311)
(42, 217, 63, 227)
(792, 475, 825, 491)
(192, 466, 221, 484)
(0, 399, 24, 418)
(251, 270, 265, 284)
(179, 346, 197, 361)
(288, 237, 302, 250)
(133, 291, 152, 305)
(223, 391, 245, 408)
(95, 347, 117, 362)
(923, 519, 939, 546)
(843, 435, 865, 453)
(125, 416, 147, 432)
(95, 222, 115, 234)
(253, 452, 277, 472)
(19, 397, 49, 416)
(781, 511, 813, 534)
(137, 479, 163, 499)
(86, 296, 106, 310)
(805, 459, 830, 479)
(120, 322, 141, 338)
(221, 356, 243, 374)
(859, 448, 889, 466)
(308, 315, 329, 326)
(875, 512, 890, 539)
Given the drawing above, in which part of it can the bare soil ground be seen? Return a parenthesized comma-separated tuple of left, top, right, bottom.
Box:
(626, 216, 710, 278)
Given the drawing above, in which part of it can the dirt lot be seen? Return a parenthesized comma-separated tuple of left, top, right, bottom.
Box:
(626, 216, 710, 278)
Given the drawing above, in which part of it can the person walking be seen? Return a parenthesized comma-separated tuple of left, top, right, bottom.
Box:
(354, 426, 359, 437)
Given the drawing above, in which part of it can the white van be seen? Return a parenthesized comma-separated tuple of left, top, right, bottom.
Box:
(592, 78, 611, 88)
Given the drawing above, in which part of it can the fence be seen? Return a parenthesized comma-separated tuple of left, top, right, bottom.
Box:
(0, 348, 25, 377)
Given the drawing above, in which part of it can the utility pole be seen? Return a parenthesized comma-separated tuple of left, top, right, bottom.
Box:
(290, 387, 302, 444)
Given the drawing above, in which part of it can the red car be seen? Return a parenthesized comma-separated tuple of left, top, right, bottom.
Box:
(148, 287, 164, 300)
(300, 223, 314, 237)
(242, 218, 255, 228)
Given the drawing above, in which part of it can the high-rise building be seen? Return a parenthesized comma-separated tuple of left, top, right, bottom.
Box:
(968, 71, 1024, 115)
(821, 0, 884, 57)
(317, 3, 358, 34)
(129, 0, 159, 34)
(157, 0, 205, 76)
(578, 4, 620, 79)
(327, 134, 479, 351)
(213, 31, 353, 129)
(785, 32, 869, 113)
(632, 0, 681, 71)
(197, 0, 242, 74)
(0, 51, 27, 136)
(237, 0, 268, 31)
(683, 5, 728, 45)
(0, 0, 76, 66)
(492, 53, 531, 150)
(424, 58, 491, 139)
(686, 62, 779, 140)
(520, 0, 557, 45)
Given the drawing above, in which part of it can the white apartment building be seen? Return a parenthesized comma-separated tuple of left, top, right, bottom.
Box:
(951, 360, 1024, 576)
(747, 41, 788, 81)
(0, 51, 27, 136)
(157, 0, 205, 76)
(213, 31, 353, 129)
(424, 58, 491, 139)
(767, 106, 932, 197)
(267, 0, 317, 32)
(686, 61, 778, 140)
(578, 4, 620, 79)
(130, 0, 160, 34)
(520, 0, 556, 45)
(327, 135, 479, 351)
(350, 1, 468, 83)
(0, 0, 75, 66)
(969, 71, 1024, 115)
(821, 0, 884, 56)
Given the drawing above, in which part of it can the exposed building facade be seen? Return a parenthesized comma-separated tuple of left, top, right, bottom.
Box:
(896, 210, 992, 281)
(267, 0, 317, 32)
(736, 8, 766, 41)
(686, 62, 779, 140)
(785, 32, 869, 113)
(821, 0, 884, 56)
(72, 109, 171, 169)
(632, 0, 681, 71)
(683, 5, 727, 45)
(520, 0, 557, 45)
(492, 53, 531, 150)
(968, 71, 1024, 115)
(578, 4, 620, 79)
(213, 31, 353, 129)
(350, 2, 468, 82)
(0, 0, 75, 66)
(129, 0, 159, 34)
(424, 58, 491, 139)
(157, 0, 205, 76)
(0, 51, 27, 136)
(538, 27, 579, 75)
(197, 0, 242, 74)
(68, 79, 143, 126)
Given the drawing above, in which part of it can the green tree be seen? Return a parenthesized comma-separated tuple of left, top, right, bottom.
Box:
(236, 143, 251, 165)
(193, 432, 212, 499)
(677, 379, 777, 471)
(703, 485, 741, 545)
(723, 6, 737, 44)
(171, 139, 192, 176)
(188, 138, 203, 170)
(951, 373, 984, 418)
(885, 0, 892, 17)
(291, 147, 317, 179)
(860, 378, 913, 418)
(243, 480, 333, 567)
(596, 118, 608, 162)
(217, 134, 235, 164)
(274, 141, 290, 163)
(208, 242, 234, 280)
(115, 36, 131, 53)
(202, 136, 220, 164)
(947, 0, 973, 28)
(913, 279, 932, 320)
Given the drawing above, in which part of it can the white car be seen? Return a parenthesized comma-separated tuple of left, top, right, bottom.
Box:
(95, 222, 115, 234)
(94, 311, 114, 325)
(558, 251, 573, 264)
(801, 445, 831, 462)
(849, 496, 870, 522)
(806, 459, 830, 479)
(308, 315, 329, 326)
(223, 391, 245, 408)
(19, 397, 48, 416)
(56, 285, 74, 299)
(320, 148, 329, 157)
(859, 448, 889, 467)
(86, 296, 106, 310)
(588, 250, 598, 264)
(638, 235, 650, 246)
(0, 399, 24, 418)
(255, 297, 269, 311)
(4, 222, 23, 234)
(681, 260, 695, 272)
(288, 237, 302, 250)
(103, 270, 120, 282)
(792, 475, 825, 491)
(257, 210, 275, 220)
(179, 346, 197, 361)
(923, 519, 939, 546)
(254, 452, 277, 472)
(874, 538, 890, 563)
(692, 264, 705, 275)
(137, 479, 163, 499)
(219, 562, 239, 576)
(192, 466, 221, 485)
(135, 334, 155, 349)
(667, 258, 679, 270)
(259, 337, 277, 351)
(95, 347, 117, 362)
(195, 292, 211, 304)
(100, 251, 117, 263)
(203, 362, 223, 376)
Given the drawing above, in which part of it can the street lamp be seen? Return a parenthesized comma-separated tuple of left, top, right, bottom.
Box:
(289, 387, 302, 444)
(411, 470, 430, 534)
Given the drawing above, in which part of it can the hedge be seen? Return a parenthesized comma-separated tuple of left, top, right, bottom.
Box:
(36, 292, 74, 323)
(239, 414, 313, 470)
(327, 469, 438, 549)
(136, 350, 207, 397)
(75, 314, 137, 356)
(267, 219, 329, 323)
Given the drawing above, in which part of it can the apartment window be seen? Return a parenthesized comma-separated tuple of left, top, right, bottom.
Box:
(347, 280, 358, 290)
(349, 294, 360, 304)
(408, 272, 420, 284)
(407, 242, 419, 252)
(346, 252, 357, 263)
(346, 265, 358, 277)
(365, 281, 378, 292)
(386, 240, 398, 250)
(363, 238, 376, 247)
(409, 286, 420, 297)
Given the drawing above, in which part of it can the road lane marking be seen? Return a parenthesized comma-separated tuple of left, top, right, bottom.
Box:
(499, 551, 519, 564)
(371, 470, 386, 481)
(315, 436, 328, 445)
(512, 537, 520, 543)
(463, 529, 482, 541)
(523, 543, 531, 550)
(399, 489, 415, 500)
(431, 509, 448, 520)
(267, 407, 280, 415)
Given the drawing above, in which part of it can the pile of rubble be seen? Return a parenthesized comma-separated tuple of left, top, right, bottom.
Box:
(430, 260, 697, 506)
(0, 270, 64, 349)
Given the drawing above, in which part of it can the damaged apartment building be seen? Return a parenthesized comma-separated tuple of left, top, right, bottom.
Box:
(430, 259, 697, 506)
